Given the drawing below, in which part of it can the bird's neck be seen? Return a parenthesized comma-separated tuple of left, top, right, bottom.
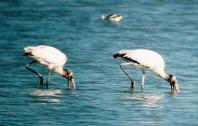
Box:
(157, 70, 170, 82)
(53, 66, 65, 76)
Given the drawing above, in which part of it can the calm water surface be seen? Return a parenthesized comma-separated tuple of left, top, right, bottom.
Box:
(0, 0, 198, 126)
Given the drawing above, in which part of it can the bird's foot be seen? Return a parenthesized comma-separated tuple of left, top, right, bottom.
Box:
(130, 80, 135, 89)
(39, 80, 44, 88)
(37, 73, 43, 85)
(39, 79, 43, 85)
(129, 81, 135, 93)
(141, 88, 144, 93)
(45, 81, 49, 88)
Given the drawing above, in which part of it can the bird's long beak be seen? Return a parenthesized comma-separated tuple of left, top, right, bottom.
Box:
(171, 82, 179, 94)
(67, 76, 76, 89)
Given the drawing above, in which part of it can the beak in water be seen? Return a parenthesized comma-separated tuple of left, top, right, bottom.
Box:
(68, 76, 76, 89)
(171, 82, 179, 94)
(65, 69, 76, 89)
(170, 75, 179, 94)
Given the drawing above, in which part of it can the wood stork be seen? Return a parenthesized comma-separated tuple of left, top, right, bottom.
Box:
(101, 13, 123, 22)
(113, 49, 179, 94)
(24, 45, 75, 89)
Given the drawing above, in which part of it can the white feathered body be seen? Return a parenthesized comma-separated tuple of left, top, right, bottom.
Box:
(24, 45, 67, 69)
(115, 49, 166, 76)
(108, 15, 123, 22)
(101, 14, 123, 22)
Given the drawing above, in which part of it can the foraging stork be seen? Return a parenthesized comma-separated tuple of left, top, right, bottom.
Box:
(101, 13, 123, 22)
(24, 45, 75, 89)
(113, 49, 179, 94)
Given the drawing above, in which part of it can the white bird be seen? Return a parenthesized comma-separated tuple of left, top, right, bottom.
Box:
(101, 13, 123, 22)
(113, 49, 179, 94)
(24, 45, 75, 89)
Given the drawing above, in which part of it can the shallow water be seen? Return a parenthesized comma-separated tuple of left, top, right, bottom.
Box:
(0, 0, 198, 126)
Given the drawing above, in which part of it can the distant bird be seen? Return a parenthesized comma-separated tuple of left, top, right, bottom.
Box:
(113, 49, 179, 94)
(101, 13, 123, 22)
(24, 45, 75, 89)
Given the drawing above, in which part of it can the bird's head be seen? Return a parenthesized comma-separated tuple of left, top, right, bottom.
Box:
(63, 69, 76, 89)
(168, 74, 179, 94)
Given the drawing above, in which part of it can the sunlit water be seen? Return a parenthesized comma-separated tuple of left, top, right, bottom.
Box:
(0, 0, 198, 126)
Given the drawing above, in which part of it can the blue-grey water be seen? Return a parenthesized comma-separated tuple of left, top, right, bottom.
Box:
(0, 0, 198, 126)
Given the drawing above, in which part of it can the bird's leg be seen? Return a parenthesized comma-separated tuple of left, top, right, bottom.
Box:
(170, 83, 176, 94)
(67, 79, 70, 89)
(119, 63, 135, 89)
(25, 60, 44, 85)
(46, 70, 51, 88)
(141, 70, 145, 92)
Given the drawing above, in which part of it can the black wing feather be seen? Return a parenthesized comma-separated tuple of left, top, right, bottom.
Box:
(113, 53, 140, 64)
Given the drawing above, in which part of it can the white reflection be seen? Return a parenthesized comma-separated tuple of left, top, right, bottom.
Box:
(123, 93, 164, 108)
(39, 98, 60, 103)
(30, 89, 63, 103)
(30, 89, 62, 96)
(143, 95, 164, 108)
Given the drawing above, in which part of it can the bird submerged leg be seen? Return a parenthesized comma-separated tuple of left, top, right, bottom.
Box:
(25, 60, 44, 85)
(119, 63, 135, 89)
(141, 70, 145, 92)
(46, 70, 51, 88)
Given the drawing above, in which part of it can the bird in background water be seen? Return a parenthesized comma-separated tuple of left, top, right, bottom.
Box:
(113, 49, 179, 94)
(101, 13, 123, 23)
(24, 45, 76, 89)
